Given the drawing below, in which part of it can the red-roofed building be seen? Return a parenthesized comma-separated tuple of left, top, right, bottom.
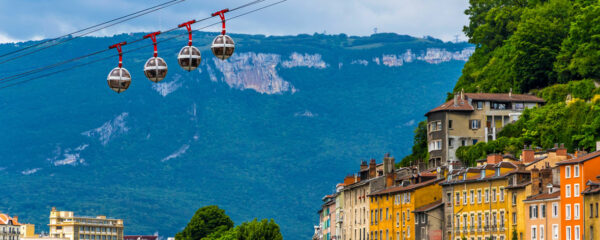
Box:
(425, 90, 544, 169)
(0, 213, 21, 240)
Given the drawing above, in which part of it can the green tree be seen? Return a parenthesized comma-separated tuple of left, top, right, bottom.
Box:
(176, 206, 234, 240)
(236, 219, 283, 240)
(399, 120, 429, 167)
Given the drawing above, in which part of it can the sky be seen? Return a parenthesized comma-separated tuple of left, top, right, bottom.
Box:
(0, 0, 470, 43)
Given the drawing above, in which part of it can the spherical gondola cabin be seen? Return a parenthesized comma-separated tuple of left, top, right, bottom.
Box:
(143, 57, 168, 82)
(177, 46, 201, 71)
(211, 34, 235, 60)
(107, 67, 131, 93)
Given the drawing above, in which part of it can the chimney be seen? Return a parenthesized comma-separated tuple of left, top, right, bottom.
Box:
(522, 147, 535, 164)
(597, 141, 600, 151)
(369, 159, 376, 178)
(540, 167, 553, 194)
(531, 167, 541, 195)
(486, 153, 503, 165)
(360, 160, 368, 171)
(454, 93, 458, 106)
(509, 88, 512, 98)
(383, 154, 396, 187)
(12, 216, 18, 223)
(575, 150, 588, 158)
(556, 143, 567, 157)
(460, 88, 464, 101)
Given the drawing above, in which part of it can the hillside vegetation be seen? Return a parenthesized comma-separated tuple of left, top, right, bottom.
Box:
(402, 0, 600, 167)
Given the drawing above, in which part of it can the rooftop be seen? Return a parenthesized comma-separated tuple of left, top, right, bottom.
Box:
(426, 92, 545, 115)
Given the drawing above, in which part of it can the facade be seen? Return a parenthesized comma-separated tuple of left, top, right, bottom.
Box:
(441, 154, 530, 240)
(48, 207, 124, 240)
(557, 151, 600, 240)
(0, 214, 21, 240)
(19, 224, 35, 239)
(582, 179, 600, 240)
(523, 163, 561, 240)
(413, 200, 444, 240)
(341, 155, 395, 240)
(425, 91, 544, 168)
(369, 177, 443, 240)
(319, 195, 337, 240)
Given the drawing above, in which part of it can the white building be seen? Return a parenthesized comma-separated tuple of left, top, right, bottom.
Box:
(0, 213, 21, 240)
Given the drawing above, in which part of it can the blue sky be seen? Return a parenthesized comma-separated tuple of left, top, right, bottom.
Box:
(0, 0, 470, 43)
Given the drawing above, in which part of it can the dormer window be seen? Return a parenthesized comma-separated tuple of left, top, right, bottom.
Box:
(481, 170, 486, 179)
(495, 168, 500, 177)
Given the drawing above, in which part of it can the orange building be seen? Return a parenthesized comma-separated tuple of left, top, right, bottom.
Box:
(557, 151, 600, 240)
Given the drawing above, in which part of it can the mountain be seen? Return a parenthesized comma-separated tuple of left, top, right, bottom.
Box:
(0, 32, 471, 239)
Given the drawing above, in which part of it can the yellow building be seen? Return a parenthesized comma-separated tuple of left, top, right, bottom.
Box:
(369, 177, 443, 240)
(583, 179, 600, 240)
(19, 224, 37, 238)
(48, 207, 123, 240)
(441, 154, 530, 240)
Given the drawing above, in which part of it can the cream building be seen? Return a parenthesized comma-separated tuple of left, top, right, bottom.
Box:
(0, 213, 21, 240)
(48, 208, 123, 240)
(19, 224, 36, 238)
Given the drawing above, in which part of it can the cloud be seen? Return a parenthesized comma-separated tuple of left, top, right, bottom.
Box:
(0, 0, 470, 42)
(161, 144, 190, 162)
(22, 168, 42, 175)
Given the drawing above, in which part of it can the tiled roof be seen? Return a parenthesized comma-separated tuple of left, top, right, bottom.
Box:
(0, 214, 19, 225)
(426, 98, 474, 115)
(583, 180, 600, 195)
(557, 151, 600, 165)
(369, 178, 443, 196)
(464, 93, 545, 103)
(413, 200, 443, 213)
(524, 191, 560, 201)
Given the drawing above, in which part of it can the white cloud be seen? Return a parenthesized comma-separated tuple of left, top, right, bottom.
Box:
(22, 168, 42, 175)
(161, 144, 190, 162)
(82, 112, 129, 145)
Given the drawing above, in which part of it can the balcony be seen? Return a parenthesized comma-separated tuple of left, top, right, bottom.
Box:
(470, 227, 475, 233)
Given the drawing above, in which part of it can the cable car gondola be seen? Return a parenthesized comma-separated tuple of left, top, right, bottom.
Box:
(211, 9, 235, 60)
(177, 20, 201, 71)
(107, 42, 131, 93)
(143, 31, 168, 82)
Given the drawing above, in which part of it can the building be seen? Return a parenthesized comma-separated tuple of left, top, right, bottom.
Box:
(0, 214, 21, 240)
(523, 165, 561, 240)
(48, 207, 124, 240)
(341, 155, 393, 240)
(425, 91, 544, 168)
(318, 194, 336, 240)
(557, 151, 600, 240)
(369, 174, 443, 240)
(441, 154, 530, 240)
(413, 200, 444, 240)
(335, 185, 344, 240)
(19, 224, 36, 239)
(582, 177, 600, 240)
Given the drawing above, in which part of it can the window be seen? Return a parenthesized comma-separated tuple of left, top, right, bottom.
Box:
(500, 187, 505, 201)
(430, 140, 442, 151)
(469, 120, 481, 129)
(500, 211, 505, 228)
(597, 203, 599, 217)
(449, 138, 454, 148)
(473, 139, 478, 145)
(532, 226, 537, 240)
(492, 188, 497, 202)
(574, 226, 580, 240)
(406, 226, 410, 237)
(574, 165, 579, 177)
(448, 120, 453, 129)
(552, 224, 559, 240)
(485, 189, 489, 202)
(541, 204, 546, 218)
(574, 204, 580, 220)
(540, 225, 545, 240)
(574, 184, 580, 197)
(406, 210, 410, 221)
(591, 204, 595, 218)
(553, 203, 558, 218)
(456, 192, 460, 205)
(566, 185, 571, 198)
(396, 212, 399, 227)
(566, 166, 571, 178)
(566, 204, 572, 220)
(462, 139, 467, 146)
(478, 189, 482, 203)
(463, 191, 467, 205)
(566, 226, 571, 240)
(512, 212, 517, 225)
(512, 193, 517, 205)
(470, 190, 475, 204)
(477, 101, 483, 109)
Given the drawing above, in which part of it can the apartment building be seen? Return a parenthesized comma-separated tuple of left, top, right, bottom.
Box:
(523, 165, 561, 240)
(425, 91, 544, 168)
(48, 207, 123, 240)
(582, 178, 600, 240)
(557, 151, 600, 240)
(0, 214, 20, 240)
(318, 195, 336, 240)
